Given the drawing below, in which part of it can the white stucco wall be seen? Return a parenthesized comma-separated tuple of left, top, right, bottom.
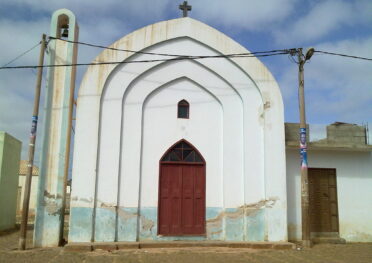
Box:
(286, 149, 372, 242)
(70, 17, 287, 242)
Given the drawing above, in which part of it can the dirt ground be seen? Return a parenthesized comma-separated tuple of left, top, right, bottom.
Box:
(1, 229, 371, 263)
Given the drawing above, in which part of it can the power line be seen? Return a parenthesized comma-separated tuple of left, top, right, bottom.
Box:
(314, 50, 372, 61)
(0, 52, 289, 70)
(49, 36, 287, 58)
(1, 42, 41, 67)
(2, 37, 371, 71)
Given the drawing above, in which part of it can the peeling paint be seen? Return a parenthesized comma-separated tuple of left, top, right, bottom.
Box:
(141, 216, 154, 232)
(69, 205, 272, 243)
(44, 200, 62, 216)
(70, 196, 93, 203)
(117, 207, 137, 219)
(207, 198, 278, 224)
(264, 101, 271, 109)
(43, 190, 63, 199)
(100, 202, 116, 208)
(206, 199, 278, 241)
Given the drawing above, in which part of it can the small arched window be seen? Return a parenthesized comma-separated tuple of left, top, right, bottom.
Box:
(177, 100, 189, 119)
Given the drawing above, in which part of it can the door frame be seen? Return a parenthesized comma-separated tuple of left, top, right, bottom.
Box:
(157, 139, 206, 236)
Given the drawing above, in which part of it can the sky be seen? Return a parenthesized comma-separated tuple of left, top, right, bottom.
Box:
(0, 0, 371, 165)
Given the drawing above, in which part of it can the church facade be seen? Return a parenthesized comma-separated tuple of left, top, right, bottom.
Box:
(69, 16, 286, 243)
(34, 9, 372, 247)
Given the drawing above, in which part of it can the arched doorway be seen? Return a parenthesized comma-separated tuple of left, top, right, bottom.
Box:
(158, 139, 206, 236)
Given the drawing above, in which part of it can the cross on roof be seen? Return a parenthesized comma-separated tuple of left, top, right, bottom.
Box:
(179, 1, 192, 17)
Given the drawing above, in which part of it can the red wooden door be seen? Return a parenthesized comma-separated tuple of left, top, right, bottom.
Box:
(158, 140, 205, 236)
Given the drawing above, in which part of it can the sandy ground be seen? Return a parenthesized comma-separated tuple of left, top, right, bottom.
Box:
(1, 229, 372, 263)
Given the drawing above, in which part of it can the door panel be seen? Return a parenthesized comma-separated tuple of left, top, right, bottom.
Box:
(158, 164, 205, 235)
(182, 165, 194, 234)
(309, 168, 339, 233)
(159, 165, 182, 235)
(194, 165, 205, 232)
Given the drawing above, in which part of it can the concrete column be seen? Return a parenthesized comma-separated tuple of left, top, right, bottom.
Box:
(34, 9, 78, 247)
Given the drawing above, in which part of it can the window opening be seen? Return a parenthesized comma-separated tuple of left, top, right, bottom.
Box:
(177, 100, 189, 119)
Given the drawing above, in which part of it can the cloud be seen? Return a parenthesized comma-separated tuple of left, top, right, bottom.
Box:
(0, 68, 44, 165)
(0, 18, 49, 65)
(1, 0, 371, 164)
(192, 0, 297, 31)
(274, 0, 372, 45)
(307, 38, 372, 121)
(277, 37, 372, 124)
(1, 0, 173, 25)
(0, 13, 130, 162)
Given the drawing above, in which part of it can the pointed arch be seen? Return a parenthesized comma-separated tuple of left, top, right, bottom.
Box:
(160, 139, 205, 164)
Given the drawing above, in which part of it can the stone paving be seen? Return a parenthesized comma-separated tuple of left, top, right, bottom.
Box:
(1, 229, 372, 263)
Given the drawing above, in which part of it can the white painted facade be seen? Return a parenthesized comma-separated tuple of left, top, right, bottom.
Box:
(33, 10, 372, 247)
(69, 17, 287, 242)
(286, 149, 372, 242)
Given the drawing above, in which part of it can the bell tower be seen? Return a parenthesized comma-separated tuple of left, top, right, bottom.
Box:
(34, 9, 78, 247)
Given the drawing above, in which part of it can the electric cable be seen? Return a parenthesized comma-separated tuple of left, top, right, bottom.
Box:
(3, 37, 371, 71)
(48, 36, 288, 58)
(0, 51, 289, 70)
(314, 50, 372, 61)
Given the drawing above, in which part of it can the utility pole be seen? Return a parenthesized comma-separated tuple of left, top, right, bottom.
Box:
(297, 47, 314, 248)
(19, 34, 47, 250)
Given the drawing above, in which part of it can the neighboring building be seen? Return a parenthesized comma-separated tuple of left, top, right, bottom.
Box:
(0, 132, 21, 231)
(17, 160, 39, 217)
(34, 9, 372, 247)
(286, 122, 372, 242)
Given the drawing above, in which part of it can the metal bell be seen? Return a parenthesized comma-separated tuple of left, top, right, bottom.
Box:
(61, 27, 69, 38)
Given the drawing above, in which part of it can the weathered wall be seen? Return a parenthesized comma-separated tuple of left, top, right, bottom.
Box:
(327, 124, 367, 144)
(0, 132, 21, 231)
(285, 122, 367, 145)
(285, 123, 310, 142)
(70, 17, 287, 243)
(286, 149, 372, 242)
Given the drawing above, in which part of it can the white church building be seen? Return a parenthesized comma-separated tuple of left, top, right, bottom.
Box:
(34, 9, 372, 247)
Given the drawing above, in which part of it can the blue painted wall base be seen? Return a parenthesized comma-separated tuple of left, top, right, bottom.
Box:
(69, 206, 266, 242)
